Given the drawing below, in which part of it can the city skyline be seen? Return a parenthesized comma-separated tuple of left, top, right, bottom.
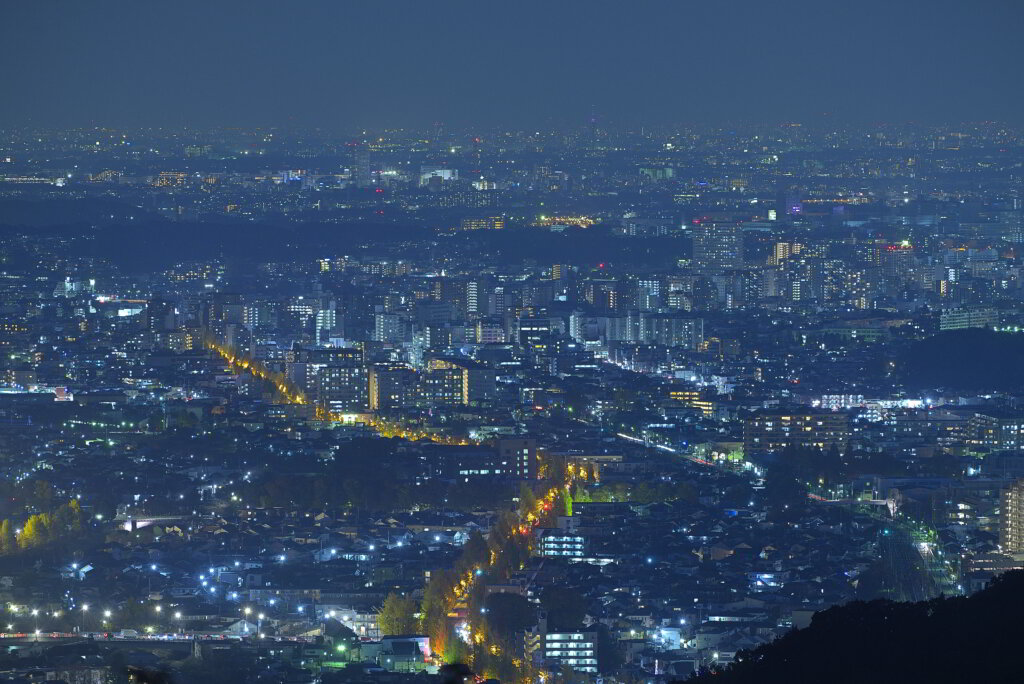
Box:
(3, 3, 1024, 683)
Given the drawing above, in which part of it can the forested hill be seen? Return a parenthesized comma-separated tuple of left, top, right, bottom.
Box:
(687, 570, 1024, 684)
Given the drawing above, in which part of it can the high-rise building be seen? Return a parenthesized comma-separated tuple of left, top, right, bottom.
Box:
(539, 630, 598, 673)
(354, 143, 372, 188)
(374, 312, 406, 342)
(315, 305, 336, 346)
(769, 241, 802, 266)
(315, 365, 368, 412)
(495, 437, 537, 480)
(969, 410, 1024, 451)
(287, 347, 367, 413)
(424, 357, 496, 406)
(146, 298, 176, 332)
(1001, 479, 1024, 553)
(474, 320, 505, 344)
(369, 364, 418, 411)
(465, 280, 482, 315)
(538, 530, 586, 558)
(644, 314, 704, 349)
(419, 365, 464, 407)
(691, 221, 741, 271)
(877, 242, 915, 277)
(517, 317, 553, 347)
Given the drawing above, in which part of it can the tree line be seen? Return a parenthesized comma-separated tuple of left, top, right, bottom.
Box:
(0, 499, 84, 553)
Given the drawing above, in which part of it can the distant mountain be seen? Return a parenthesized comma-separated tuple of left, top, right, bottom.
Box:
(687, 570, 1024, 684)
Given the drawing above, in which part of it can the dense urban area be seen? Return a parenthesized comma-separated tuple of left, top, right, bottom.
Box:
(0, 121, 1023, 683)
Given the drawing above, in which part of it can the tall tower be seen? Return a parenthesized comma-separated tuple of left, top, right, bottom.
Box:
(353, 142, 371, 188)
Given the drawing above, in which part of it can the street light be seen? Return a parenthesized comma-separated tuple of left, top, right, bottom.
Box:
(80, 604, 88, 633)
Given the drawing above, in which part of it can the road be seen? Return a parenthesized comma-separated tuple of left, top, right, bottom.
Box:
(0, 632, 312, 645)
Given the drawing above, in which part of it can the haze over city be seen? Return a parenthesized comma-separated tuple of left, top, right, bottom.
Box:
(3, 1, 1024, 128)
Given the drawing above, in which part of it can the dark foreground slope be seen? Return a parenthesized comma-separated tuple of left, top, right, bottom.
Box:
(688, 570, 1024, 684)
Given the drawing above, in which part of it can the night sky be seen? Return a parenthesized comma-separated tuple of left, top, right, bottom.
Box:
(2, 0, 1022, 129)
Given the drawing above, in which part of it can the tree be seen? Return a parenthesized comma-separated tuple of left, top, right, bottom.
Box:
(38, 512, 54, 542)
(32, 480, 54, 509)
(0, 520, 13, 554)
(571, 484, 592, 504)
(538, 451, 567, 481)
(928, 450, 961, 479)
(422, 570, 456, 655)
(553, 487, 573, 517)
(438, 662, 474, 684)
(53, 500, 83, 537)
(518, 483, 537, 518)
(823, 443, 844, 484)
(540, 587, 588, 630)
(483, 592, 536, 642)
(442, 623, 469, 664)
(461, 530, 489, 570)
(18, 514, 46, 549)
(69, 498, 83, 531)
(690, 569, 1024, 684)
(596, 625, 625, 674)
(761, 464, 807, 520)
(377, 592, 419, 636)
(721, 481, 754, 508)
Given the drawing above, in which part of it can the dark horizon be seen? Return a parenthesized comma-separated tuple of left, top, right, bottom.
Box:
(2, 0, 1022, 130)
